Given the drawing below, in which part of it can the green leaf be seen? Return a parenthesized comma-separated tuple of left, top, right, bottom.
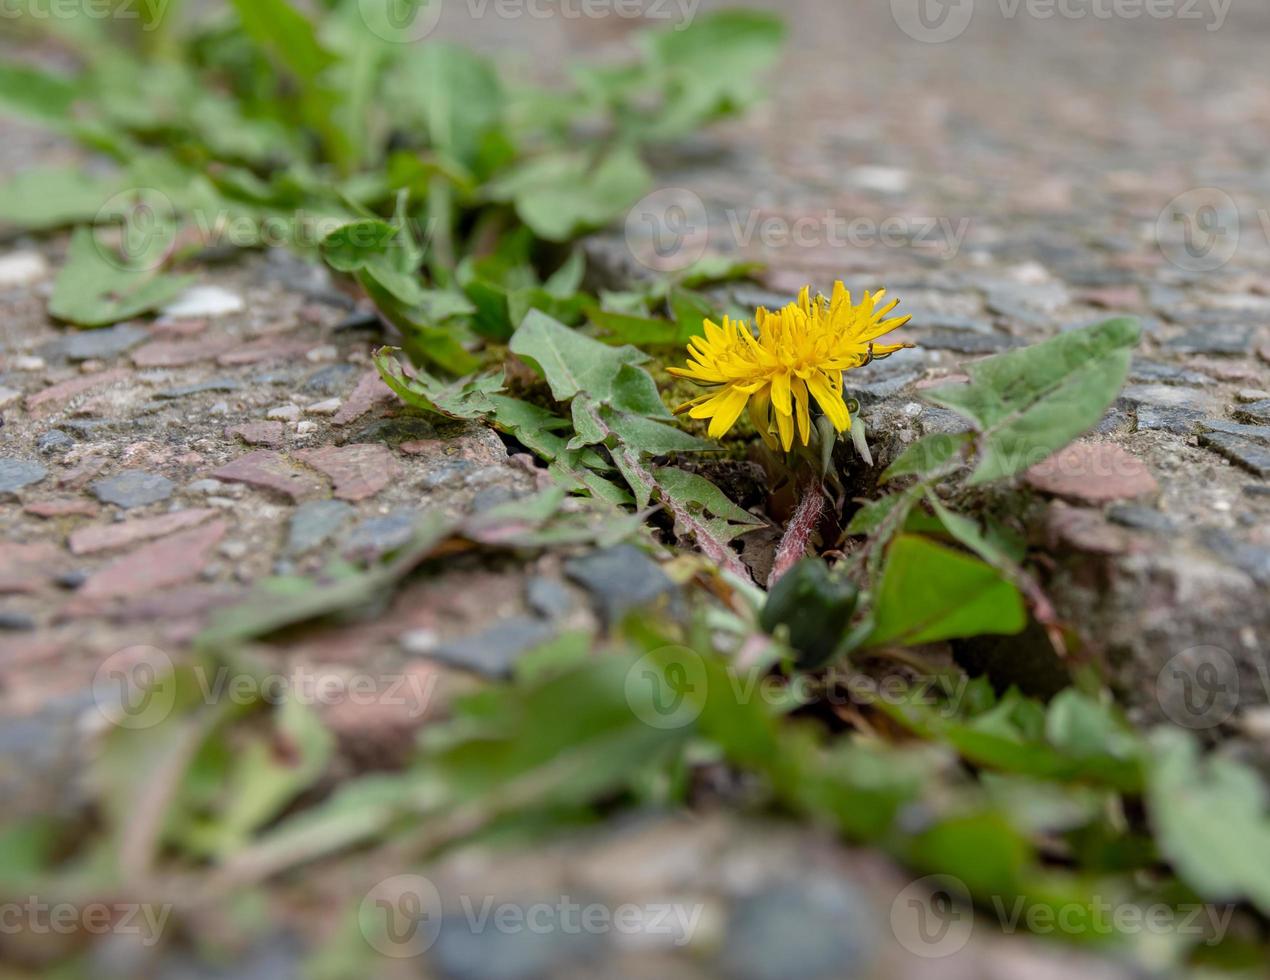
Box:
(510, 310, 656, 410)
(373, 348, 502, 420)
(397, 44, 503, 169)
(1147, 728, 1270, 915)
(760, 559, 859, 668)
(923, 318, 1141, 485)
(488, 147, 652, 242)
(0, 63, 78, 126)
(880, 431, 973, 484)
(863, 535, 1026, 648)
(49, 227, 192, 327)
(0, 168, 124, 231)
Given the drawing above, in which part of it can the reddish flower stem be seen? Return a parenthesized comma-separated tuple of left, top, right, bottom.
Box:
(768, 479, 826, 588)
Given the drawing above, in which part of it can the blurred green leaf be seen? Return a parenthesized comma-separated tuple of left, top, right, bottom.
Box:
(864, 535, 1027, 648)
(924, 317, 1141, 485)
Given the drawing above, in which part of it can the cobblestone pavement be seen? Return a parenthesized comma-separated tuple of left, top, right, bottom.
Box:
(1, 1, 1269, 977)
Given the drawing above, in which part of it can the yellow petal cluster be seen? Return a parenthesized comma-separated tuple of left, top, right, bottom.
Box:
(669, 281, 913, 450)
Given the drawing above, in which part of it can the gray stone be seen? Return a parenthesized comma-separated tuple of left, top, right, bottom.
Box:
(1121, 384, 1219, 412)
(425, 617, 558, 679)
(917, 407, 972, 436)
(850, 371, 921, 405)
(55, 322, 149, 362)
(1107, 504, 1175, 534)
(431, 899, 604, 980)
(343, 510, 418, 558)
(1201, 419, 1270, 445)
(0, 689, 95, 820)
(155, 378, 243, 399)
(1128, 359, 1208, 386)
(36, 429, 74, 454)
(303, 362, 360, 395)
(1134, 404, 1204, 435)
(287, 499, 353, 555)
(90, 470, 175, 508)
(420, 459, 475, 490)
(1199, 431, 1270, 477)
(915, 330, 1026, 354)
(1200, 529, 1270, 587)
(0, 610, 35, 630)
(1234, 399, 1270, 425)
(525, 578, 574, 619)
(1165, 321, 1256, 355)
(348, 416, 438, 446)
(564, 545, 676, 625)
(718, 879, 875, 980)
(0, 457, 47, 495)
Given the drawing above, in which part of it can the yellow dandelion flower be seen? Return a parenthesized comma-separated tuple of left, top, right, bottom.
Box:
(669, 281, 914, 451)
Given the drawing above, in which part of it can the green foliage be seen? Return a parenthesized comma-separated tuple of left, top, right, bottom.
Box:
(863, 535, 1027, 648)
(760, 558, 859, 668)
(49, 227, 193, 327)
(924, 317, 1141, 484)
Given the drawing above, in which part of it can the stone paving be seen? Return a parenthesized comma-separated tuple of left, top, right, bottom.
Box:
(1, 1, 1270, 977)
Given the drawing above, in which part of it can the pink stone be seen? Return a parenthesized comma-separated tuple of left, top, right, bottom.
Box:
(296, 443, 400, 501)
(332, 370, 394, 425)
(216, 337, 312, 366)
(227, 421, 285, 448)
(210, 450, 324, 500)
(68, 508, 217, 555)
(0, 542, 61, 594)
(24, 499, 100, 519)
(78, 520, 227, 599)
(131, 336, 236, 368)
(25, 368, 130, 412)
(1025, 442, 1158, 504)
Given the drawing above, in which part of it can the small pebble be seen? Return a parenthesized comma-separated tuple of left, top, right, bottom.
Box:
(13, 355, 45, 371)
(304, 398, 342, 416)
(267, 404, 302, 422)
(295, 420, 318, 435)
(0, 611, 36, 631)
(54, 570, 89, 590)
(0, 387, 19, 409)
(1236, 388, 1269, 403)
(220, 540, 249, 560)
(305, 345, 338, 363)
(37, 430, 75, 455)
(400, 628, 440, 655)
